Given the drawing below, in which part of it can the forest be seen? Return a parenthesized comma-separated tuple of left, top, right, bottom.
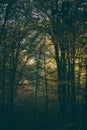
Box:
(0, 0, 87, 130)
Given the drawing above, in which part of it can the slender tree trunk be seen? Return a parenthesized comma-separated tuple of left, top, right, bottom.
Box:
(44, 35, 48, 116)
(9, 42, 19, 113)
(34, 54, 39, 115)
(51, 0, 62, 114)
(71, 40, 76, 122)
(2, 39, 6, 114)
(61, 49, 67, 120)
(67, 57, 72, 121)
(9, 48, 15, 113)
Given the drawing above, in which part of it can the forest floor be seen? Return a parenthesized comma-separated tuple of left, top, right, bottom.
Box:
(0, 87, 79, 130)
(0, 110, 79, 130)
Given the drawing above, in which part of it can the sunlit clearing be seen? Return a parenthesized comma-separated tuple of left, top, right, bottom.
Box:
(27, 58, 35, 65)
